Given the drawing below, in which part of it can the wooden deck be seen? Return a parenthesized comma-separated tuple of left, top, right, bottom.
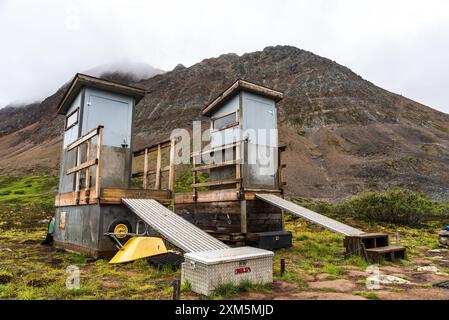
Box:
(54, 187, 170, 207)
(174, 189, 282, 204)
(55, 187, 283, 207)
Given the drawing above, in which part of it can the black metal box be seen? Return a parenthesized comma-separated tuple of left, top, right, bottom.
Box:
(252, 231, 292, 250)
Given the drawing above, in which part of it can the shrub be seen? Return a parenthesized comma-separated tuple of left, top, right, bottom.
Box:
(344, 188, 434, 226)
(0, 270, 14, 284)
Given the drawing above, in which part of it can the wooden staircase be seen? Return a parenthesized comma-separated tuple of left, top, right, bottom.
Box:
(344, 233, 407, 263)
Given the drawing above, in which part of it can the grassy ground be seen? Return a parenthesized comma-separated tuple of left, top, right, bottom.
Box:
(0, 176, 57, 208)
(1, 206, 449, 300)
(1, 175, 449, 300)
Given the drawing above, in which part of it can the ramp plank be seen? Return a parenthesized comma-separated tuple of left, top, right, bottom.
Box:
(255, 194, 364, 236)
(122, 199, 229, 253)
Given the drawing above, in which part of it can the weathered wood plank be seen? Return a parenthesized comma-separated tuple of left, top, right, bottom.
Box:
(155, 144, 162, 190)
(66, 158, 98, 175)
(168, 139, 175, 195)
(175, 189, 240, 204)
(55, 188, 169, 207)
(191, 141, 241, 156)
(143, 147, 148, 189)
(192, 160, 238, 172)
(133, 140, 171, 157)
(85, 140, 91, 190)
(67, 126, 102, 151)
(192, 178, 241, 188)
(95, 126, 103, 199)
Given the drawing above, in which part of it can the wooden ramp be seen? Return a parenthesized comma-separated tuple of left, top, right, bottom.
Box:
(122, 199, 229, 253)
(256, 194, 364, 236)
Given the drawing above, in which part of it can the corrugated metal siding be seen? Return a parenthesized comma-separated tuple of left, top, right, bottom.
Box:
(256, 194, 365, 236)
(122, 199, 229, 253)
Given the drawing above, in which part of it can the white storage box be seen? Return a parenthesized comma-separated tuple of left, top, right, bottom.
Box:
(181, 246, 274, 296)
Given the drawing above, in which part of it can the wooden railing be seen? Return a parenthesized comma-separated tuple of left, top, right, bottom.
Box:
(278, 145, 287, 191)
(191, 142, 287, 199)
(191, 141, 242, 200)
(132, 139, 176, 196)
(66, 125, 104, 204)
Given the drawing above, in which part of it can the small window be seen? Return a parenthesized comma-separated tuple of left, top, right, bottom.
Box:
(212, 112, 237, 130)
(65, 108, 79, 130)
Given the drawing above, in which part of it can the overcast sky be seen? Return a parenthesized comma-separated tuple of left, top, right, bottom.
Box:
(1, 0, 448, 113)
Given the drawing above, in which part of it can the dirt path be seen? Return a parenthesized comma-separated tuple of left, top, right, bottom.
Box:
(233, 248, 449, 300)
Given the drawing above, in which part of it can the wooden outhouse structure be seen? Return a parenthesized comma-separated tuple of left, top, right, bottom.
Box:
(53, 74, 171, 257)
(173, 80, 292, 248)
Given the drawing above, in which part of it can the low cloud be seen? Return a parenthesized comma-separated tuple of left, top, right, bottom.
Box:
(0, 0, 448, 112)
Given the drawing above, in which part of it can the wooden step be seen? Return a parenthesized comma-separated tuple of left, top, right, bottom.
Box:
(345, 232, 389, 253)
(357, 233, 389, 239)
(366, 245, 407, 263)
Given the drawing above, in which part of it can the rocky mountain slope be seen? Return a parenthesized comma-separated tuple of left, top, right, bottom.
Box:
(1, 45, 449, 201)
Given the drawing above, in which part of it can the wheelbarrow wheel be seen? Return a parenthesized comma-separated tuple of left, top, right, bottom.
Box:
(108, 220, 133, 244)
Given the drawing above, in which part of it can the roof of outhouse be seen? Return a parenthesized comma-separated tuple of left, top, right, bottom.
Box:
(56, 73, 146, 115)
(201, 79, 284, 116)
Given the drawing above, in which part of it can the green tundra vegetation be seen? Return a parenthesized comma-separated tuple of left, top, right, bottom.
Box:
(1, 175, 448, 299)
(293, 188, 449, 226)
(0, 176, 57, 209)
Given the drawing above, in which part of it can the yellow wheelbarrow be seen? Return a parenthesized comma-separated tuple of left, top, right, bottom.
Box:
(105, 220, 178, 265)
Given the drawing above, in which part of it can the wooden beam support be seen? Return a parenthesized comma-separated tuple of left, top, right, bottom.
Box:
(235, 142, 241, 191)
(143, 148, 148, 189)
(192, 150, 197, 200)
(240, 200, 247, 234)
(67, 126, 103, 151)
(84, 140, 91, 203)
(85, 140, 91, 189)
(174, 189, 240, 204)
(191, 159, 237, 172)
(74, 145, 82, 203)
(133, 140, 171, 157)
(66, 158, 98, 175)
(155, 144, 162, 190)
(191, 178, 241, 188)
(191, 141, 241, 156)
(95, 126, 103, 199)
(168, 139, 176, 197)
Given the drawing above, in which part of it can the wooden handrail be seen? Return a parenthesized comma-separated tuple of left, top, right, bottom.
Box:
(133, 140, 171, 157)
(132, 166, 170, 178)
(65, 125, 103, 202)
(192, 159, 237, 172)
(191, 141, 241, 156)
(192, 178, 241, 188)
(67, 125, 103, 151)
(66, 159, 98, 175)
(132, 139, 176, 196)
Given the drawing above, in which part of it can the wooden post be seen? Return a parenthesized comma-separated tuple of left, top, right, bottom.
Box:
(75, 145, 82, 204)
(280, 259, 286, 276)
(168, 139, 176, 198)
(95, 126, 103, 199)
(143, 148, 148, 189)
(278, 147, 283, 192)
(172, 279, 181, 300)
(84, 140, 91, 202)
(155, 144, 162, 190)
(240, 199, 247, 234)
(235, 142, 241, 191)
(192, 153, 197, 201)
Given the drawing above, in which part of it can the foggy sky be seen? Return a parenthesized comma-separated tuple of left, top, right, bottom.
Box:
(1, 0, 448, 113)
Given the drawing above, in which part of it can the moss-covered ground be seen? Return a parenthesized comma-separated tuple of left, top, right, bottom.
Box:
(1, 176, 449, 300)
